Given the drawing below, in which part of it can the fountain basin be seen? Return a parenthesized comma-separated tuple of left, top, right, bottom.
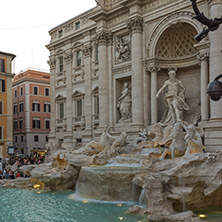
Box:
(76, 165, 149, 202)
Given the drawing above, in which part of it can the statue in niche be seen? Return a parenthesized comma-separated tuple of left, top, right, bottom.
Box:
(117, 82, 132, 121)
(115, 36, 131, 62)
(156, 70, 189, 126)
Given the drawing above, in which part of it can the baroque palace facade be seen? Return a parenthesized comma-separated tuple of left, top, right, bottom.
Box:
(46, 0, 222, 151)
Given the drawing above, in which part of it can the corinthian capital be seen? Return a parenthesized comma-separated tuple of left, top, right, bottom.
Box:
(197, 52, 209, 61)
(127, 16, 143, 33)
(64, 50, 73, 64)
(96, 31, 113, 45)
(48, 57, 56, 69)
(147, 66, 160, 73)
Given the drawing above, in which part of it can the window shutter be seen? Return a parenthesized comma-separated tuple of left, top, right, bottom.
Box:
(38, 104, 40, 112)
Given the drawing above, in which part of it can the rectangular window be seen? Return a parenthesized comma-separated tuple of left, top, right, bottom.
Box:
(33, 86, 38, 95)
(95, 44, 99, 61)
(59, 103, 64, 119)
(0, 126, 2, 139)
(32, 102, 40, 112)
(75, 21, 80, 30)
(45, 120, 50, 129)
(46, 136, 48, 142)
(0, 59, 5, 72)
(95, 96, 99, 115)
(14, 104, 18, 114)
(0, 101, 2, 114)
(14, 121, 18, 130)
(21, 136, 23, 142)
(76, 100, 82, 117)
(76, 50, 82, 67)
(14, 89, 17, 98)
(0, 79, 5, 92)
(34, 135, 39, 142)
(33, 119, 41, 129)
(44, 104, 51, 113)
(20, 87, 23, 96)
(58, 30, 63, 38)
(19, 103, 24, 112)
(59, 57, 63, 72)
(45, 88, 49, 96)
(19, 120, 23, 129)
(15, 136, 17, 142)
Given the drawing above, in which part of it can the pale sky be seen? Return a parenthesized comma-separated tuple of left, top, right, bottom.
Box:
(0, 0, 96, 73)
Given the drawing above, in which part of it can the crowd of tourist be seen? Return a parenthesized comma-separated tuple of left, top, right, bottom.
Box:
(0, 154, 45, 180)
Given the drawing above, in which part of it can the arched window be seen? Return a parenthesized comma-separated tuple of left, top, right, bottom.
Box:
(155, 23, 198, 58)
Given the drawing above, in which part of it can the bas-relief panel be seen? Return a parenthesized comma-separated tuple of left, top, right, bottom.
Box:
(143, 0, 176, 13)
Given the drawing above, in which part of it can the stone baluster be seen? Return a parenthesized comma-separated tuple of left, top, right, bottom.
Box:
(209, 0, 222, 120)
(197, 52, 209, 121)
(127, 16, 144, 126)
(148, 67, 160, 124)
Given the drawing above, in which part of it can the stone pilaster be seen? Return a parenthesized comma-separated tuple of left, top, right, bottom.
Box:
(197, 52, 209, 121)
(148, 67, 160, 124)
(47, 56, 56, 140)
(209, 0, 222, 120)
(83, 44, 92, 130)
(127, 16, 144, 126)
(96, 31, 113, 128)
(64, 49, 74, 143)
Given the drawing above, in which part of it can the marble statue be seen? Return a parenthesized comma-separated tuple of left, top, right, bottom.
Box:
(108, 132, 128, 155)
(156, 70, 189, 126)
(184, 125, 204, 155)
(74, 125, 112, 155)
(117, 82, 132, 121)
(160, 122, 186, 159)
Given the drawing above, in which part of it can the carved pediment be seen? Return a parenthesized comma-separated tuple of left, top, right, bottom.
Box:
(72, 90, 85, 98)
(55, 94, 66, 101)
(92, 86, 99, 94)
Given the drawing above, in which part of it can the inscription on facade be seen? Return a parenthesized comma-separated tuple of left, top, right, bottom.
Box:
(143, 0, 175, 12)
(109, 14, 128, 27)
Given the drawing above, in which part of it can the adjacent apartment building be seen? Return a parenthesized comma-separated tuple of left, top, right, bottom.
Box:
(46, 0, 222, 151)
(0, 51, 16, 159)
(12, 69, 50, 155)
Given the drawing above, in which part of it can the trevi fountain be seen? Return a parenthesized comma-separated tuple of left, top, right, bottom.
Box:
(1, 70, 222, 222)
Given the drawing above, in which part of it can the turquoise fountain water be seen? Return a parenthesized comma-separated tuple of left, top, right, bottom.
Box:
(0, 186, 145, 222)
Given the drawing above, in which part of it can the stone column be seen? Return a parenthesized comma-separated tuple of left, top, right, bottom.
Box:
(148, 67, 160, 124)
(107, 37, 114, 128)
(209, 0, 222, 120)
(96, 31, 112, 128)
(83, 44, 92, 130)
(198, 52, 209, 121)
(47, 56, 56, 141)
(64, 49, 73, 142)
(128, 16, 144, 126)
